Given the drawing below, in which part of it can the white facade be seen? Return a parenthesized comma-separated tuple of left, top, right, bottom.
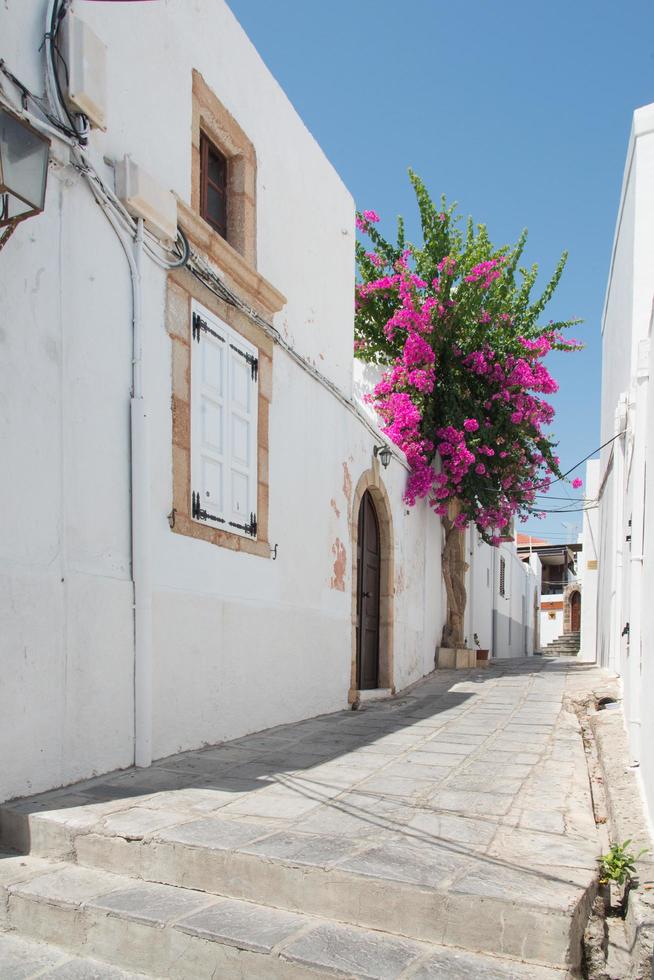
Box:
(466, 532, 539, 658)
(0, 0, 538, 805)
(579, 459, 599, 662)
(596, 103, 654, 820)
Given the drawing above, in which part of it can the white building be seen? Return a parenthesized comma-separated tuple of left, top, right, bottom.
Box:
(467, 533, 540, 659)
(0, 0, 538, 805)
(596, 102, 654, 821)
(579, 459, 599, 663)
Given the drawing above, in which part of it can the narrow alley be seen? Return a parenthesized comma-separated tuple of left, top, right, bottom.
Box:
(0, 659, 623, 978)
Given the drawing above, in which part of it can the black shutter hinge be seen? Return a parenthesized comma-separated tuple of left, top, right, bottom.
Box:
(192, 312, 205, 342)
(192, 490, 226, 525)
(193, 312, 225, 345)
(230, 342, 258, 381)
(228, 512, 257, 537)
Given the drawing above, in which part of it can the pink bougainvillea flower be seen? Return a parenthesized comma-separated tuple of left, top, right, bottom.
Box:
(353, 177, 579, 545)
(571, 477, 583, 489)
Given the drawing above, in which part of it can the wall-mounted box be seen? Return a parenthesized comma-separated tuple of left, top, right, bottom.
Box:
(115, 156, 177, 245)
(59, 13, 107, 130)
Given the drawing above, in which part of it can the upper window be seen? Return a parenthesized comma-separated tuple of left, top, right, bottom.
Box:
(191, 71, 257, 266)
(200, 133, 228, 239)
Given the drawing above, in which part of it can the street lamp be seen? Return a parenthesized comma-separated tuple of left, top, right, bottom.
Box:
(374, 444, 392, 469)
(0, 106, 50, 249)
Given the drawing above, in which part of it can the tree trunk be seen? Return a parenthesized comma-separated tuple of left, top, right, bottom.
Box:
(441, 498, 469, 648)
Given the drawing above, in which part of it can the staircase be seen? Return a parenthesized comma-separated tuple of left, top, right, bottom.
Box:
(0, 671, 595, 978)
(541, 631, 580, 657)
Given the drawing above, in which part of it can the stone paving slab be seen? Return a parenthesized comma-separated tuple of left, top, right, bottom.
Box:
(0, 657, 610, 974)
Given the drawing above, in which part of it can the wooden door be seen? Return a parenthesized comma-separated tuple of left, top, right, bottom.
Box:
(571, 591, 581, 632)
(356, 491, 381, 690)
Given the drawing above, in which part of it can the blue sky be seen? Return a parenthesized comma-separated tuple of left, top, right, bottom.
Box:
(229, 0, 654, 541)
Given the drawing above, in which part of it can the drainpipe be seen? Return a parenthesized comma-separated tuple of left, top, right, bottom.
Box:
(610, 395, 628, 676)
(130, 220, 153, 768)
(626, 341, 649, 763)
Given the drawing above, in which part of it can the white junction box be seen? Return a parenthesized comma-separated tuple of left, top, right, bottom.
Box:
(60, 12, 108, 130)
(115, 156, 178, 245)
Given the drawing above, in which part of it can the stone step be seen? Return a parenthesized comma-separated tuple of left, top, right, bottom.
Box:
(0, 795, 594, 971)
(0, 852, 568, 979)
(0, 930, 154, 979)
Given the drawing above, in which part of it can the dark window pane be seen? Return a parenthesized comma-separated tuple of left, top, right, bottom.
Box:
(207, 185, 226, 235)
(208, 146, 226, 186)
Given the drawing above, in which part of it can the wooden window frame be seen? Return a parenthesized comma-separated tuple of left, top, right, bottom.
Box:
(200, 132, 228, 240)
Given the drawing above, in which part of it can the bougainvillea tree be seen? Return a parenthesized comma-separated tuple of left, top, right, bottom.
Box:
(355, 172, 581, 649)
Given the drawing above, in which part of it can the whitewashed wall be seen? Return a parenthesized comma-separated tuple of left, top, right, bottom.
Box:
(579, 460, 599, 662)
(0, 0, 444, 802)
(597, 103, 654, 821)
(465, 533, 537, 658)
(493, 543, 537, 658)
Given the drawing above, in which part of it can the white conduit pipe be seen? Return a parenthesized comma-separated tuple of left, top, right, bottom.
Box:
(131, 219, 153, 768)
(42, 0, 152, 767)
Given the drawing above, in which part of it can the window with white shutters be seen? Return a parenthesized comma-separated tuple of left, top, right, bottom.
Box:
(190, 301, 258, 538)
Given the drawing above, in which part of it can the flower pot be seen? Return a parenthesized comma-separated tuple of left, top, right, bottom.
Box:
(476, 649, 489, 662)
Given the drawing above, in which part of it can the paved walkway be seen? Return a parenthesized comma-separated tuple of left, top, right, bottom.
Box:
(0, 658, 609, 978)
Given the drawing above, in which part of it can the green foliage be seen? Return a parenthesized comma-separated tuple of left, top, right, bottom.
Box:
(599, 840, 648, 886)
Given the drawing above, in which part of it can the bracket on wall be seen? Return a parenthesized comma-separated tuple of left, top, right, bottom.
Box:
(270, 543, 278, 560)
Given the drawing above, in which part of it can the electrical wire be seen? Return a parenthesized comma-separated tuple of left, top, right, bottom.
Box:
(0, 59, 78, 140)
(545, 431, 626, 488)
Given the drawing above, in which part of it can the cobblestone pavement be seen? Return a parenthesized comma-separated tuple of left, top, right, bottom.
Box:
(0, 658, 611, 978)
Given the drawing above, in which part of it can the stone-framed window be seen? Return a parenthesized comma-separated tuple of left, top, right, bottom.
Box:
(190, 69, 256, 266)
(167, 267, 275, 558)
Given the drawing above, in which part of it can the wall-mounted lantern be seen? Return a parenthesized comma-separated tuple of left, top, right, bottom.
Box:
(374, 444, 392, 469)
(0, 106, 50, 250)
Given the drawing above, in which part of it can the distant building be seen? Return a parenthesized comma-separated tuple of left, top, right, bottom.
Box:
(517, 536, 582, 654)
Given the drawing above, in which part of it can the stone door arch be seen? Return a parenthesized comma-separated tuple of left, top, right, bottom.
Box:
(563, 584, 581, 634)
(349, 469, 394, 703)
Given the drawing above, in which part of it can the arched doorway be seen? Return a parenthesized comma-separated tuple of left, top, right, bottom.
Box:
(571, 590, 581, 632)
(356, 491, 381, 689)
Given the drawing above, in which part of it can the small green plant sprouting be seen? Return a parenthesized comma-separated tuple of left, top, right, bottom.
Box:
(473, 633, 480, 649)
(599, 840, 648, 886)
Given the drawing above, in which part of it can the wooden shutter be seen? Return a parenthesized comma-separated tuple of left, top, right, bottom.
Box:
(190, 302, 258, 537)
